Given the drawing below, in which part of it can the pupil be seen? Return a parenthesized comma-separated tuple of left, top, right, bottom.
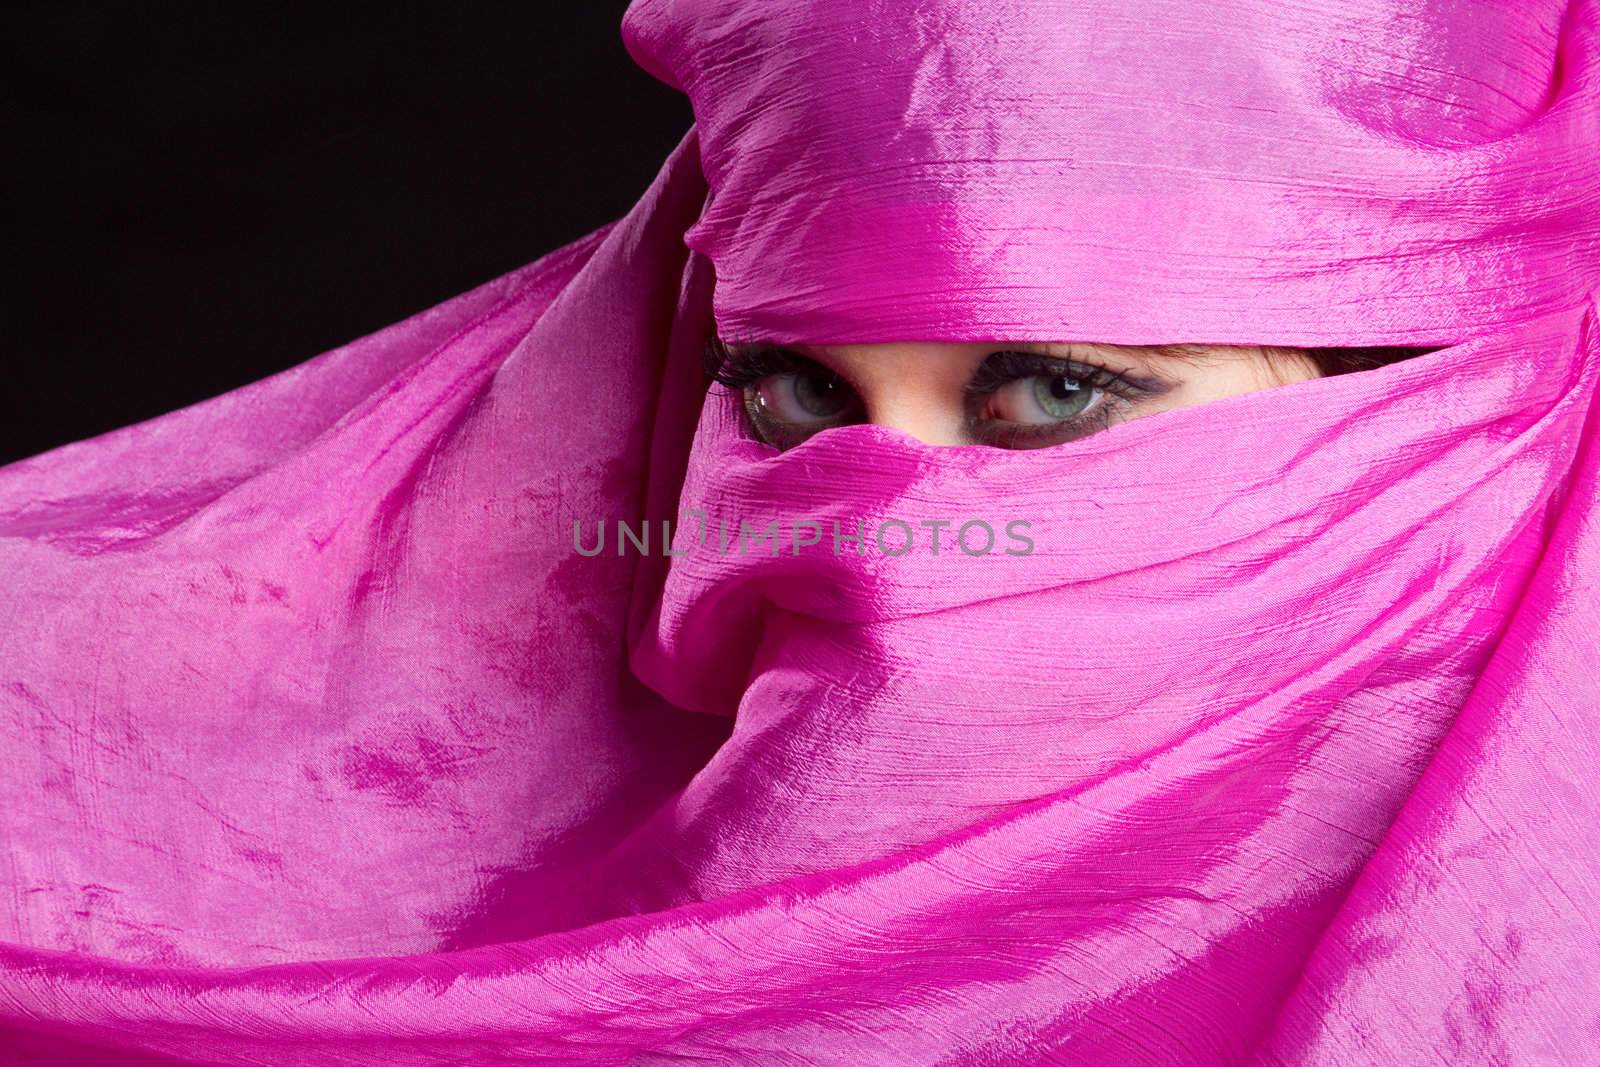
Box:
(1049, 376, 1078, 399)
(795, 372, 848, 417)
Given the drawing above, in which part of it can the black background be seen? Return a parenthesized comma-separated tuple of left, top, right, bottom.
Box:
(6, 4, 692, 466)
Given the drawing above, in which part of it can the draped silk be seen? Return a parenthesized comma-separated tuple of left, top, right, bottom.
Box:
(2, 1, 1598, 1064)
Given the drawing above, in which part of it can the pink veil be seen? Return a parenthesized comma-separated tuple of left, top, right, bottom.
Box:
(2, 1, 1598, 1063)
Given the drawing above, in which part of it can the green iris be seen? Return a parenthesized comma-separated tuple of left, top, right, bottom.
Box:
(793, 371, 852, 417)
(1034, 375, 1090, 418)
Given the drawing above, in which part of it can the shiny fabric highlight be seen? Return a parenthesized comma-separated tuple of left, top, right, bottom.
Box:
(2, 0, 1599, 1064)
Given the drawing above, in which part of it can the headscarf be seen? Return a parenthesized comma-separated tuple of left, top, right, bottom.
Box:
(2, 1, 1597, 1063)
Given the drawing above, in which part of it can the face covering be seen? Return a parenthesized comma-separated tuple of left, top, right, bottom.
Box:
(1, 1, 1597, 1064)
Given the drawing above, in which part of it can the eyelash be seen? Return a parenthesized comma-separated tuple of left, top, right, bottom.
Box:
(703, 341, 1166, 449)
(705, 342, 810, 391)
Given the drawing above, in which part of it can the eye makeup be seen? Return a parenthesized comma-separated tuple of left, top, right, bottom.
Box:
(704, 340, 1178, 451)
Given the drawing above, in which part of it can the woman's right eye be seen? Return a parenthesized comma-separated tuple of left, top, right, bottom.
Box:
(748, 369, 855, 422)
(742, 367, 865, 448)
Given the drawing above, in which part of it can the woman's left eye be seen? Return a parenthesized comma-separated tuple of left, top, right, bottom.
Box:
(984, 373, 1104, 425)
(965, 351, 1170, 448)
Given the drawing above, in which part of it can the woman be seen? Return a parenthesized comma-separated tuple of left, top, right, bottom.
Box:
(1, 1, 1596, 1064)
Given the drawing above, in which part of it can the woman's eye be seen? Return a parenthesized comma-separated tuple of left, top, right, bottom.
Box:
(985, 374, 1104, 425)
(748, 370, 858, 425)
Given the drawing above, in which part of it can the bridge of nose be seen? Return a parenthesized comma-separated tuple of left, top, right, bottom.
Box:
(828, 342, 979, 447)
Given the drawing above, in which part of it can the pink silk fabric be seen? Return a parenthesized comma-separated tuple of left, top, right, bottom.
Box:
(3, 1, 1598, 1063)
